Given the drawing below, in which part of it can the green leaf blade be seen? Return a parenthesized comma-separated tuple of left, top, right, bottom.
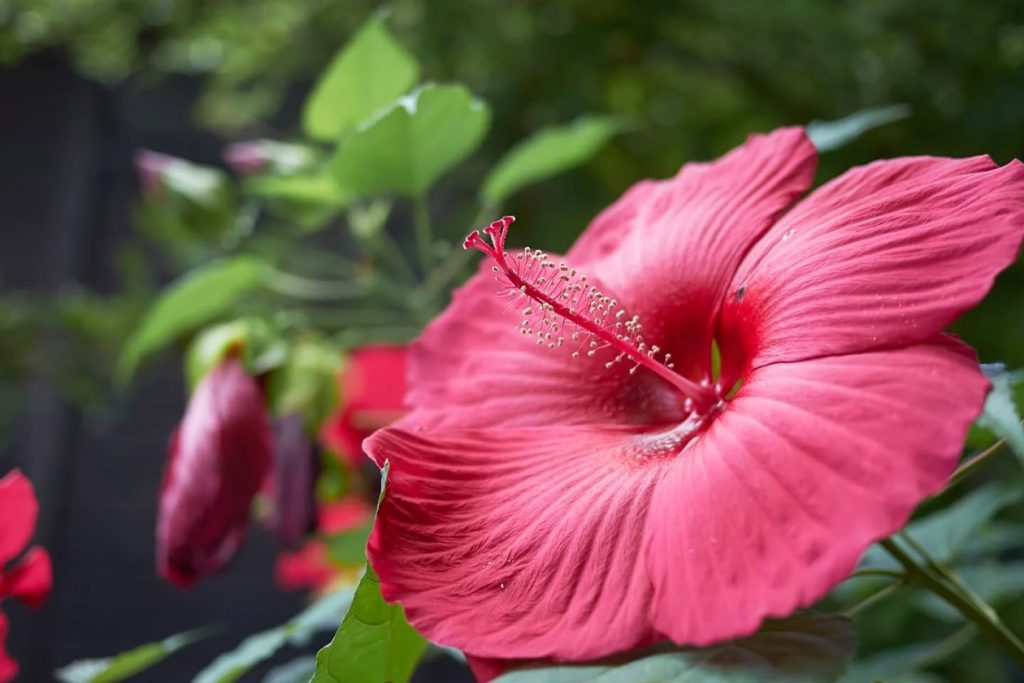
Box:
(331, 84, 491, 198)
(302, 17, 420, 142)
(976, 364, 1024, 464)
(806, 105, 910, 153)
(494, 612, 855, 683)
(481, 115, 622, 206)
(117, 256, 268, 384)
(55, 626, 212, 683)
(311, 566, 426, 683)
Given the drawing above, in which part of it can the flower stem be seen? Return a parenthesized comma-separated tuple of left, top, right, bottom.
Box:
(880, 537, 1024, 668)
(844, 580, 902, 617)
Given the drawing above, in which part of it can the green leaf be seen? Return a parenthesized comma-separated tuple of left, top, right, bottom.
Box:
(976, 364, 1024, 464)
(312, 462, 426, 683)
(117, 256, 269, 384)
(311, 565, 427, 683)
(480, 115, 622, 206)
(494, 612, 855, 683)
(247, 173, 351, 207)
(55, 626, 212, 683)
(838, 629, 974, 683)
(806, 105, 910, 152)
(261, 656, 317, 683)
(860, 483, 1023, 570)
(303, 16, 420, 142)
(194, 589, 354, 683)
(324, 519, 375, 566)
(331, 84, 491, 198)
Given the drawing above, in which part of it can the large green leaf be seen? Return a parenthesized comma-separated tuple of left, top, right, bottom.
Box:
(331, 83, 491, 198)
(806, 105, 910, 152)
(55, 627, 212, 683)
(302, 16, 420, 142)
(324, 519, 375, 566)
(860, 482, 1023, 570)
(481, 116, 621, 206)
(310, 566, 426, 683)
(117, 256, 268, 383)
(494, 612, 855, 683)
(976, 364, 1024, 464)
(193, 588, 354, 683)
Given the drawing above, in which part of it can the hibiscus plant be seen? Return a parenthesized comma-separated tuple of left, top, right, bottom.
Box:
(38, 12, 1024, 683)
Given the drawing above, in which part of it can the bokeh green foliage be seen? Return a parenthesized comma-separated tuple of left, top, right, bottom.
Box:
(2, 0, 1022, 363)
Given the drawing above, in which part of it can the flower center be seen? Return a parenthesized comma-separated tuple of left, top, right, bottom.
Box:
(464, 216, 722, 415)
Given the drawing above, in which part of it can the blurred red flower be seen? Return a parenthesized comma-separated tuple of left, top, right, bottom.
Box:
(320, 346, 407, 467)
(156, 356, 272, 588)
(0, 470, 52, 683)
(365, 129, 1024, 673)
(274, 498, 372, 593)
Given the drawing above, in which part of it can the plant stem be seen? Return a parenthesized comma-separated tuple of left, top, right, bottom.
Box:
(880, 537, 1024, 668)
(848, 567, 905, 580)
(947, 438, 1008, 488)
(416, 203, 497, 305)
(844, 581, 901, 617)
(266, 269, 361, 300)
(413, 195, 434, 276)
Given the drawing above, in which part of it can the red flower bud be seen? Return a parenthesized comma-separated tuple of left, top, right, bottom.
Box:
(156, 357, 271, 588)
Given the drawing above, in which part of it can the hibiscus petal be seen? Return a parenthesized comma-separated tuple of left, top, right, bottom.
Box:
(0, 611, 16, 683)
(644, 339, 987, 646)
(720, 156, 1024, 372)
(0, 470, 37, 567)
(406, 262, 688, 430)
(0, 547, 51, 608)
(569, 127, 817, 378)
(364, 424, 665, 660)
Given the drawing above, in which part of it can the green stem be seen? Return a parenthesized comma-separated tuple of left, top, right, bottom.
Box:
(946, 438, 1007, 488)
(413, 195, 434, 276)
(416, 203, 497, 305)
(844, 580, 901, 617)
(848, 567, 905, 580)
(880, 537, 1024, 668)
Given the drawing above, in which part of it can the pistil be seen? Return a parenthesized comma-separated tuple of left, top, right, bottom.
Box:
(464, 216, 721, 413)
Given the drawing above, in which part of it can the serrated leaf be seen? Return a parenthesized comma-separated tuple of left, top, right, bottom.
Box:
(310, 565, 426, 683)
(331, 84, 491, 198)
(303, 17, 420, 142)
(193, 589, 354, 683)
(976, 363, 1024, 464)
(55, 626, 212, 683)
(495, 612, 855, 683)
(860, 482, 1023, 570)
(117, 256, 268, 384)
(481, 116, 621, 205)
(806, 105, 910, 152)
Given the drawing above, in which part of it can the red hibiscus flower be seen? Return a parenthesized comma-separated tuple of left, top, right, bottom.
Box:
(157, 356, 272, 588)
(320, 346, 407, 467)
(0, 470, 52, 683)
(364, 128, 1024, 669)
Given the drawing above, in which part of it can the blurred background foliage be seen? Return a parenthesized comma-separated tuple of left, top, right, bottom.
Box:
(1, 1, 1024, 680)
(0, 0, 1022, 370)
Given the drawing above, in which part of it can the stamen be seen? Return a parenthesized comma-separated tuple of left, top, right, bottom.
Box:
(463, 216, 720, 412)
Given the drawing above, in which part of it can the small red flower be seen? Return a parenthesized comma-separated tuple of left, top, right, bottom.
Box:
(156, 357, 272, 588)
(365, 128, 1024, 668)
(0, 470, 52, 683)
(320, 346, 407, 467)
